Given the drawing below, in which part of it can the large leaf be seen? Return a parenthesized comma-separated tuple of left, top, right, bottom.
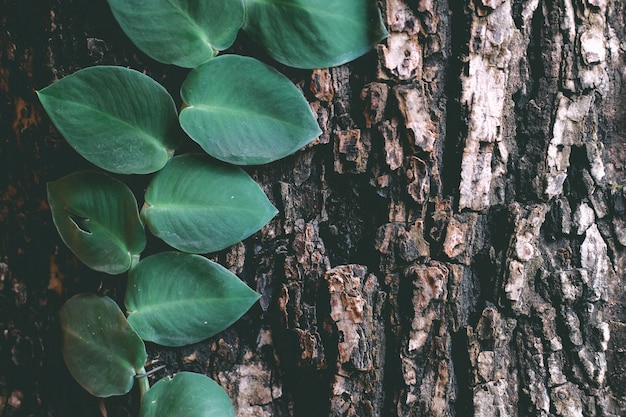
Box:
(47, 171, 146, 274)
(126, 252, 260, 346)
(243, 0, 388, 69)
(37, 66, 180, 174)
(60, 294, 147, 398)
(141, 154, 278, 253)
(107, 0, 244, 68)
(179, 55, 321, 165)
(141, 372, 234, 417)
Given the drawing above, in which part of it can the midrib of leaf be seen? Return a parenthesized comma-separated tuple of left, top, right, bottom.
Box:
(128, 295, 256, 316)
(46, 93, 167, 151)
(63, 326, 141, 371)
(164, 0, 213, 48)
(145, 202, 275, 217)
(183, 103, 319, 135)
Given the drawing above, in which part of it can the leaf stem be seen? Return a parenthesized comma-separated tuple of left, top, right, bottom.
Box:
(136, 367, 150, 400)
(130, 254, 141, 271)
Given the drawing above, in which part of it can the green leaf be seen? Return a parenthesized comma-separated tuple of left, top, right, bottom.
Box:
(142, 154, 278, 253)
(243, 0, 388, 69)
(126, 252, 260, 346)
(47, 171, 146, 274)
(60, 294, 147, 398)
(37, 66, 180, 174)
(179, 55, 321, 165)
(141, 372, 235, 417)
(107, 0, 244, 68)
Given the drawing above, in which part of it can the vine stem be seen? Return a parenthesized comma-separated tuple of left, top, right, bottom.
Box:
(136, 367, 150, 400)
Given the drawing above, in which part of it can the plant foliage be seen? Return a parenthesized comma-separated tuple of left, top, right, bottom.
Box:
(106, 0, 387, 69)
(243, 0, 388, 68)
(37, 66, 180, 174)
(42, 0, 387, 414)
(142, 154, 278, 253)
(59, 294, 147, 397)
(47, 171, 146, 274)
(141, 372, 235, 417)
(108, 0, 244, 68)
(179, 55, 322, 164)
(126, 252, 260, 347)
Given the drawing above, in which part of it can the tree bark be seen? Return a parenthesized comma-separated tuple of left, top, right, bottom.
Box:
(1, 0, 625, 416)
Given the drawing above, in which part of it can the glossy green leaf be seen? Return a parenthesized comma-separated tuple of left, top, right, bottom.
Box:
(60, 294, 147, 398)
(126, 252, 260, 346)
(179, 55, 321, 165)
(37, 66, 180, 174)
(47, 171, 146, 274)
(142, 154, 278, 253)
(141, 372, 234, 417)
(243, 0, 388, 69)
(107, 0, 244, 67)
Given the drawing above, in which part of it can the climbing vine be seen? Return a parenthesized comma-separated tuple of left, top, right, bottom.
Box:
(39, 0, 387, 415)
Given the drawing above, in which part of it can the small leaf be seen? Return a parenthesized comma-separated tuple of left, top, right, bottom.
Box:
(126, 252, 260, 346)
(107, 0, 244, 68)
(142, 154, 278, 253)
(141, 372, 235, 417)
(47, 171, 146, 274)
(179, 55, 321, 165)
(60, 294, 147, 398)
(243, 0, 388, 69)
(37, 66, 180, 174)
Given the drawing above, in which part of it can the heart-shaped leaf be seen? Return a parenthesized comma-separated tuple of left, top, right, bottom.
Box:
(37, 66, 180, 174)
(141, 154, 278, 253)
(141, 372, 234, 417)
(126, 252, 260, 346)
(47, 171, 146, 274)
(60, 294, 147, 398)
(179, 55, 321, 165)
(243, 0, 388, 69)
(107, 0, 244, 68)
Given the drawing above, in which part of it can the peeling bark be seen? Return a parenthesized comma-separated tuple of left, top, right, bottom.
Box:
(325, 264, 385, 417)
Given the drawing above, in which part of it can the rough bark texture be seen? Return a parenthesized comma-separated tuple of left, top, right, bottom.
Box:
(1, 0, 626, 416)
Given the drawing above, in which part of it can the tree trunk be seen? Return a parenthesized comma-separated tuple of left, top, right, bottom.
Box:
(1, 0, 625, 416)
